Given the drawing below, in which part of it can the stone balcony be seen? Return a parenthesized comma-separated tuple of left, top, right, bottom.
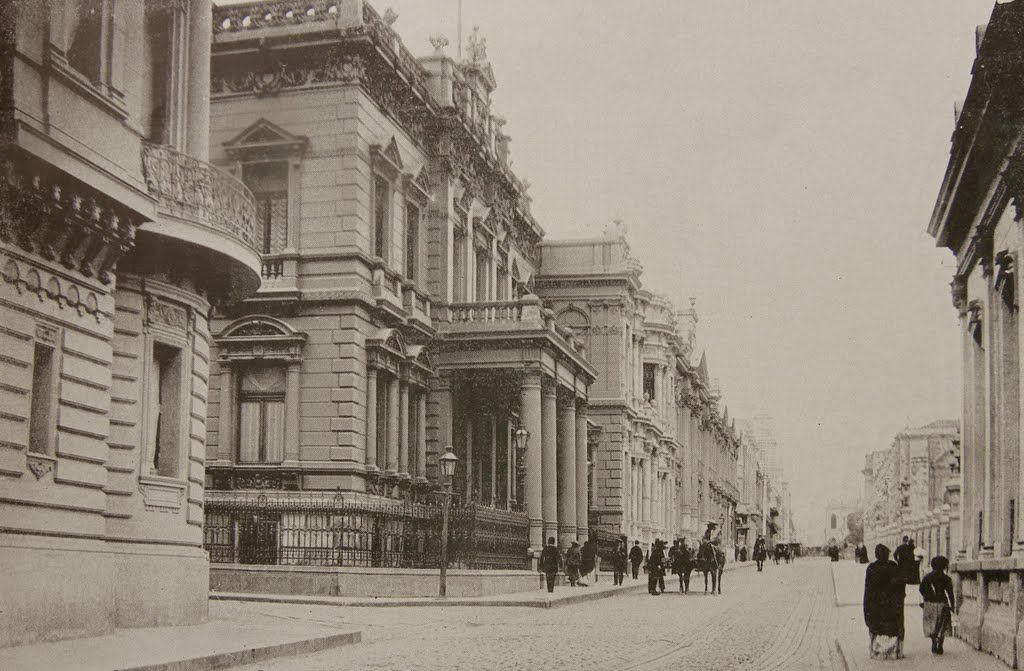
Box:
(140, 142, 262, 300)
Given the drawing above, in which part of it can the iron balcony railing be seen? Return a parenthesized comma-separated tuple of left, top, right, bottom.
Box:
(141, 142, 260, 254)
(203, 494, 531, 570)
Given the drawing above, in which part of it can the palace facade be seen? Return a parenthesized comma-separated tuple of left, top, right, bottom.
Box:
(205, 0, 594, 566)
(1, 0, 261, 646)
(535, 233, 749, 553)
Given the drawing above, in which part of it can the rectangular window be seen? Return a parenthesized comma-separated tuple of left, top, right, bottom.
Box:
(29, 342, 57, 455)
(149, 342, 183, 477)
(405, 202, 420, 281)
(67, 0, 110, 84)
(475, 249, 489, 301)
(374, 175, 391, 261)
(643, 363, 657, 401)
(237, 366, 286, 464)
(496, 268, 508, 300)
(242, 162, 289, 255)
(453, 230, 466, 302)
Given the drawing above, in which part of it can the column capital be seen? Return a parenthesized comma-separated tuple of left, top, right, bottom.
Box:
(541, 376, 558, 398)
(520, 368, 543, 388)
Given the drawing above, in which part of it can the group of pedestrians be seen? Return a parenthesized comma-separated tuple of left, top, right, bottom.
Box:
(863, 536, 955, 660)
(539, 537, 599, 592)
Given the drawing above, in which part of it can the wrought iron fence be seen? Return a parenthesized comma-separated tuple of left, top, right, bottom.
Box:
(204, 494, 530, 570)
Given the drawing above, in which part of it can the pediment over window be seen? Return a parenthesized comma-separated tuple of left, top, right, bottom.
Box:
(215, 315, 307, 362)
(407, 344, 434, 372)
(371, 137, 405, 178)
(403, 164, 432, 203)
(224, 119, 309, 160)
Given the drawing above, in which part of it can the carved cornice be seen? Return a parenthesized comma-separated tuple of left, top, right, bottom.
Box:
(0, 153, 139, 284)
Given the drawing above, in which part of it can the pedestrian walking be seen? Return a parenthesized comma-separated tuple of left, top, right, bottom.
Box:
(753, 535, 767, 572)
(894, 536, 920, 585)
(613, 541, 628, 585)
(565, 540, 582, 587)
(629, 540, 644, 580)
(919, 555, 955, 655)
(579, 538, 596, 586)
(540, 537, 561, 593)
(864, 544, 906, 659)
(646, 539, 666, 595)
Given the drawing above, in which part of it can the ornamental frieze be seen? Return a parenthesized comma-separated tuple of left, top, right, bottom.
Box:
(211, 52, 366, 97)
(1, 254, 105, 321)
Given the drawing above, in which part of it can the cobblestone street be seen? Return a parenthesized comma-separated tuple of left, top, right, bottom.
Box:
(222, 560, 843, 671)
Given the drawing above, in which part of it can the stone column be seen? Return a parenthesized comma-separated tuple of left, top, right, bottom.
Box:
(557, 395, 577, 547)
(218, 366, 235, 462)
(521, 371, 544, 550)
(507, 420, 514, 504)
(575, 401, 589, 542)
(465, 420, 473, 499)
(186, 0, 211, 160)
(416, 391, 427, 482)
(285, 363, 301, 461)
(542, 380, 559, 543)
(399, 381, 410, 478)
(386, 375, 399, 474)
(434, 374, 453, 478)
(365, 367, 378, 471)
(490, 416, 498, 504)
(642, 454, 652, 525)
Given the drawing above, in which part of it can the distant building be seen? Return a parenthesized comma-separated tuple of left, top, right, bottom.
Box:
(823, 500, 860, 547)
(862, 421, 960, 558)
(536, 234, 744, 552)
(1, 0, 260, 646)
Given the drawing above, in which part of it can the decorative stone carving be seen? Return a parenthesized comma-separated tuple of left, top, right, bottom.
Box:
(429, 34, 449, 53)
(1, 253, 105, 321)
(26, 454, 55, 479)
(147, 297, 189, 330)
(1003, 149, 1024, 221)
(139, 478, 186, 512)
(0, 154, 139, 284)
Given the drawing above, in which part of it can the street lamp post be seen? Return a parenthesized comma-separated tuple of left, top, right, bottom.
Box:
(513, 428, 530, 506)
(438, 447, 458, 598)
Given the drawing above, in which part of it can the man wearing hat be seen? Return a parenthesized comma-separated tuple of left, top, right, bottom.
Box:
(703, 521, 723, 547)
(629, 540, 644, 580)
(565, 540, 583, 586)
(540, 537, 561, 593)
(647, 539, 667, 595)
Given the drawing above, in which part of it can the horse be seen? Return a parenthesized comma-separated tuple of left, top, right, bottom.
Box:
(672, 543, 697, 593)
(696, 539, 725, 594)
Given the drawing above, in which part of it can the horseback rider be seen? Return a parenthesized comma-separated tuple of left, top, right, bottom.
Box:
(703, 521, 723, 549)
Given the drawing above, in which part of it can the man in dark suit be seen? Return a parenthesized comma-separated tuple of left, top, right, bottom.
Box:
(629, 540, 644, 580)
(540, 537, 561, 593)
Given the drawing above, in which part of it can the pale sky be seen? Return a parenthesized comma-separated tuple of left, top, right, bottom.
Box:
(220, 1, 997, 538)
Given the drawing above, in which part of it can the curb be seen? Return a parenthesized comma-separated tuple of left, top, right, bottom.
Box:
(117, 630, 361, 671)
(211, 583, 648, 609)
(211, 562, 756, 610)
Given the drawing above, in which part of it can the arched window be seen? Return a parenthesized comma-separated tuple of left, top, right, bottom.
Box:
(831, 514, 837, 529)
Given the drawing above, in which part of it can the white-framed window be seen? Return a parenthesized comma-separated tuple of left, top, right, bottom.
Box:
(373, 174, 392, 262)
(242, 161, 289, 255)
(237, 365, 286, 464)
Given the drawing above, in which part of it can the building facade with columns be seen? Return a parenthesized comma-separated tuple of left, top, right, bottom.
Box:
(861, 421, 960, 557)
(204, 0, 595, 563)
(1, 0, 261, 647)
(926, 4, 1024, 661)
(535, 233, 743, 552)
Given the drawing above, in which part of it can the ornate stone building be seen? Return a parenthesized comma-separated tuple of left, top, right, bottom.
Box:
(926, 5, 1024, 660)
(535, 231, 743, 552)
(204, 0, 594, 562)
(862, 421, 960, 557)
(1, 0, 261, 646)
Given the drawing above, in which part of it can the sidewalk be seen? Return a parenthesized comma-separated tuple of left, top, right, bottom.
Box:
(831, 561, 1008, 671)
(212, 562, 754, 610)
(0, 601, 361, 671)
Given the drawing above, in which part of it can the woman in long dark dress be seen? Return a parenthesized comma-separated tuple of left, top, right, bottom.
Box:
(864, 544, 906, 659)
